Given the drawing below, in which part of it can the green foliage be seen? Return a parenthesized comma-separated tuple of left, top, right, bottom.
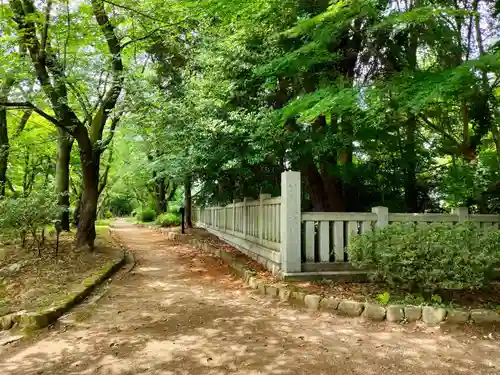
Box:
(376, 291, 390, 305)
(3, 0, 500, 248)
(347, 222, 500, 292)
(107, 194, 135, 217)
(167, 204, 182, 214)
(137, 208, 156, 223)
(156, 212, 181, 227)
(430, 294, 443, 304)
(0, 191, 61, 249)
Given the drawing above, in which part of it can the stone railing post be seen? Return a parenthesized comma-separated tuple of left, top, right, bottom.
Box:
(280, 171, 301, 274)
(242, 197, 249, 239)
(452, 207, 469, 222)
(371, 206, 389, 229)
(259, 194, 271, 244)
(232, 200, 236, 233)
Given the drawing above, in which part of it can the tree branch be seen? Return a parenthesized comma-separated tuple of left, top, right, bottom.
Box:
(102, 0, 160, 21)
(6, 178, 17, 197)
(98, 146, 113, 196)
(418, 115, 458, 143)
(66, 80, 92, 122)
(13, 110, 33, 138)
(0, 102, 75, 136)
(40, 0, 52, 62)
(90, 0, 124, 144)
(121, 27, 163, 49)
(121, 17, 190, 49)
(100, 115, 120, 152)
(10, 0, 84, 138)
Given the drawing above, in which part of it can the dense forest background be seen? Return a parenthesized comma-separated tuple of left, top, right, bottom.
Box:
(1, 0, 500, 245)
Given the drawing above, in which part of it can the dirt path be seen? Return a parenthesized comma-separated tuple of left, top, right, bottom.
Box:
(1, 221, 499, 375)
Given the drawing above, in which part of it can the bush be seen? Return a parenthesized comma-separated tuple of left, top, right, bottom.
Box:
(137, 208, 156, 222)
(0, 191, 61, 251)
(346, 222, 500, 292)
(167, 204, 181, 214)
(156, 213, 181, 227)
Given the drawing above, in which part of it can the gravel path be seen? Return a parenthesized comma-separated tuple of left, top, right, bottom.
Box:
(1, 220, 499, 374)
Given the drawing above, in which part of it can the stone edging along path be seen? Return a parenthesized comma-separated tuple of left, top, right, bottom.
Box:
(151, 226, 500, 327)
(0, 229, 126, 332)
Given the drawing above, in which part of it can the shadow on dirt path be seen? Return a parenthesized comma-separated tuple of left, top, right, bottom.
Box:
(0, 220, 499, 375)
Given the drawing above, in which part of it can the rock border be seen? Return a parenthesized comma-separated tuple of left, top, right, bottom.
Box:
(0, 233, 126, 332)
(154, 226, 500, 327)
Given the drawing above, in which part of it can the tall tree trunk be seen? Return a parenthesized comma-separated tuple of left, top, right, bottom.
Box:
(320, 159, 345, 211)
(184, 175, 192, 228)
(73, 192, 82, 227)
(302, 163, 329, 211)
(75, 149, 100, 249)
(55, 129, 73, 230)
(301, 161, 345, 212)
(156, 177, 166, 215)
(0, 106, 8, 197)
(0, 79, 13, 198)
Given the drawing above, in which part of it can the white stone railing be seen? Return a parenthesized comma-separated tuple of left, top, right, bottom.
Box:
(194, 171, 500, 278)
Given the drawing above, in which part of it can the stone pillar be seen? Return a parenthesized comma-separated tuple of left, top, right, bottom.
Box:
(372, 206, 389, 229)
(452, 207, 469, 222)
(280, 171, 301, 274)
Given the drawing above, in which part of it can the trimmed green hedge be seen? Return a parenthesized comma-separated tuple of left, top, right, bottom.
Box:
(156, 213, 181, 227)
(137, 208, 156, 222)
(347, 222, 500, 292)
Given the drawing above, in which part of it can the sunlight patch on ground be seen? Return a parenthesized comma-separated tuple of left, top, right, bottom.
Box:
(137, 267, 162, 272)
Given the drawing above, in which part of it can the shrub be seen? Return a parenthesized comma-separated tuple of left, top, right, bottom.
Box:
(346, 222, 500, 292)
(137, 208, 156, 222)
(167, 204, 181, 214)
(156, 213, 181, 227)
(0, 191, 61, 251)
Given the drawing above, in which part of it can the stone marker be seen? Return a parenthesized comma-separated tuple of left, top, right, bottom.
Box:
(338, 300, 364, 317)
(404, 306, 422, 322)
(320, 297, 340, 312)
(279, 288, 291, 302)
(422, 306, 447, 326)
(248, 277, 259, 289)
(304, 295, 322, 311)
(470, 309, 500, 324)
(0, 314, 13, 330)
(446, 309, 470, 324)
(362, 303, 386, 321)
(386, 305, 404, 322)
